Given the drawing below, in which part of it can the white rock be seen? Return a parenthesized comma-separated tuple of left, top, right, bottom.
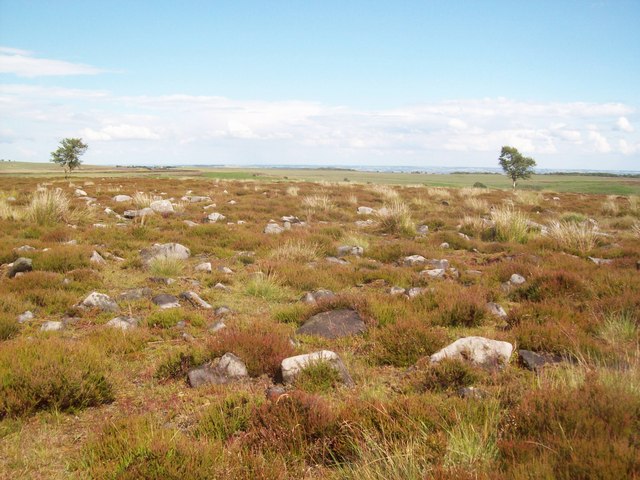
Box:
(281, 350, 354, 386)
(486, 302, 507, 318)
(206, 212, 226, 223)
(404, 255, 426, 266)
(106, 316, 138, 330)
(264, 223, 284, 234)
(17, 311, 34, 323)
(75, 188, 87, 196)
(90, 251, 106, 264)
(510, 273, 526, 285)
(41, 321, 64, 332)
(150, 199, 174, 214)
(357, 206, 375, 215)
(79, 292, 119, 312)
(113, 195, 132, 202)
(430, 336, 513, 368)
(195, 262, 212, 273)
(141, 243, 190, 264)
(422, 268, 445, 278)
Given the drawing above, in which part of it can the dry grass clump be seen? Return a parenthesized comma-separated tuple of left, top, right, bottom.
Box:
(270, 239, 320, 263)
(513, 190, 543, 206)
(628, 195, 639, 213)
(426, 187, 452, 201)
(244, 272, 288, 301)
(0, 197, 22, 220)
(601, 195, 620, 216)
(371, 184, 400, 201)
(376, 199, 416, 236)
(0, 338, 113, 418)
(302, 193, 334, 212)
(341, 232, 370, 251)
(148, 255, 185, 277)
(463, 197, 489, 213)
(460, 215, 488, 237)
(286, 186, 300, 197)
(546, 220, 599, 254)
(458, 187, 484, 198)
(25, 188, 81, 225)
(132, 191, 156, 208)
(632, 221, 640, 238)
(490, 205, 530, 243)
(371, 319, 447, 367)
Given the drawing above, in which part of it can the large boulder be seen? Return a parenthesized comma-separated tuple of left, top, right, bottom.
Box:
(150, 199, 174, 214)
(296, 309, 366, 339)
(8, 257, 33, 278)
(188, 353, 248, 387)
(140, 243, 190, 265)
(403, 255, 426, 266)
(430, 336, 513, 369)
(113, 194, 132, 202)
(281, 350, 354, 387)
(78, 292, 119, 312)
(264, 223, 284, 234)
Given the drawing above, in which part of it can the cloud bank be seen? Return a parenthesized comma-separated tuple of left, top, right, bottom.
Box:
(0, 47, 105, 77)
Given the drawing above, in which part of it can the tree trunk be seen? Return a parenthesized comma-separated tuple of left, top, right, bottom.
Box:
(512, 178, 517, 190)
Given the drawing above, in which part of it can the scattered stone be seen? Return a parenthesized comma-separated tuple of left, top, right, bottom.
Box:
(264, 222, 284, 234)
(78, 292, 119, 312)
(326, 256, 349, 265)
(337, 245, 364, 257)
(15, 245, 36, 252)
(41, 321, 64, 332)
(17, 311, 34, 323)
(75, 188, 87, 196)
(182, 332, 195, 342)
(214, 306, 232, 317)
(148, 277, 176, 285)
(150, 199, 174, 214)
(403, 255, 426, 266)
(518, 349, 564, 372)
(209, 321, 226, 333)
(588, 257, 613, 266)
(113, 194, 132, 202)
(281, 350, 354, 387)
(217, 266, 233, 274)
(421, 268, 445, 279)
(228, 200, 237, 205)
(296, 309, 366, 339)
(183, 220, 199, 227)
(8, 257, 32, 278)
(509, 273, 526, 285)
(141, 243, 190, 265)
(389, 286, 406, 296)
(206, 212, 226, 223)
(188, 353, 249, 387)
(458, 232, 470, 240)
(426, 259, 450, 269)
(357, 206, 375, 215)
(180, 291, 212, 309)
(406, 287, 425, 298)
(486, 302, 507, 318)
(457, 387, 488, 399)
(281, 215, 301, 223)
(182, 195, 212, 203)
(152, 294, 181, 309)
(106, 316, 139, 331)
(123, 208, 154, 219)
(430, 336, 513, 369)
(465, 270, 483, 276)
(416, 224, 429, 235)
(265, 385, 287, 402)
(355, 219, 375, 228)
(90, 250, 106, 264)
(195, 262, 212, 273)
(440, 242, 450, 249)
(301, 289, 336, 304)
(214, 282, 230, 291)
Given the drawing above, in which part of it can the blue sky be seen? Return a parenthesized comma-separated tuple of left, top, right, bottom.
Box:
(1, 0, 639, 169)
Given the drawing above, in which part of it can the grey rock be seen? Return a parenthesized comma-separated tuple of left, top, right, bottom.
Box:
(41, 321, 64, 332)
(421, 268, 445, 279)
(406, 287, 425, 298)
(113, 195, 132, 202)
(281, 350, 354, 387)
(123, 208, 155, 219)
(148, 277, 176, 285)
(457, 387, 488, 399)
(214, 282, 230, 291)
(79, 292, 119, 312)
(106, 316, 138, 331)
(180, 291, 212, 309)
(355, 219, 375, 228)
(183, 220, 199, 227)
(486, 302, 507, 318)
(209, 320, 226, 333)
(337, 245, 364, 257)
(426, 259, 450, 270)
(90, 251, 106, 264)
(431, 336, 513, 369)
(141, 243, 190, 265)
(215, 306, 232, 316)
(301, 289, 336, 304)
(195, 262, 212, 273)
(588, 256, 613, 266)
(182, 195, 211, 203)
(281, 215, 301, 223)
(206, 212, 226, 223)
(15, 245, 36, 252)
(389, 286, 406, 296)
(9, 257, 32, 278)
(326, 256, 349, 265)
(296, 309, 366, 339)
(217, 266, 233, 274)
(75, 188, 87, 196)
(357, 206, 375, 215)
(417, 224, 429, 235)
(518, 349, 564, 372)
(150, 199, 174, 214)
(152, 294, 181, 309)
(188, 353, 248, 387)
(265, 385, 287, 402)
(403, 255, 426, 266)
(118, 287, 153, 301)
(510, 273, 526, 285)
(264, 222, 284, 234)
(17, 311, 34, 323)
(440, 242, 450, 249)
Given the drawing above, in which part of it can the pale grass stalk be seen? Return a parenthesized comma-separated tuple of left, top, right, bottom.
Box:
(632, 221, 640, 238)
(270, 240, 320, 262)
(463, 197, 489, 213)
(460, 215, 488, 236)
(286, 186, 299, 197)
(601, 195, 619, 216)
(376, 199, 415, 236)
(546, 220, 599, 254)
(513, 190, 543, 206)
(490, 206, 530, 243)
(302, 193, 334, 212)
(341, 232, 370, 251)
(371, 184, 400, 201)
(458, 187, 483, 198)
(426, 187, 451, 201)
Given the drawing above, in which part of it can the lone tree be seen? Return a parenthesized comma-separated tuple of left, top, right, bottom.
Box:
(50, 138, 88, 178)
(498, 146, 536, 189)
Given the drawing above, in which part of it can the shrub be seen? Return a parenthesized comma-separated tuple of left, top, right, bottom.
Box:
(0, 314, 19, 341)
(436, 287, 488, 328)
(371, 320, 447, 367)
(148, 256, 185, 277)
(376, 200, 416, 236)
(196, 392, 260, 440)
(473, 182, 487, 189)
(207, 324, 294, 378)
(601, 195, 619, 216)
(244, 273, 288, 302)
(32, 246, 92, 272)
(490, 206, 529, 243)
(26, 188, 88, 225)
(146, 310, 205, 329)
(546, 220, 600, 255)
(293, 360, 344, 393)
(409, 359, 484, 393)
(155, 347, 209, 381)
(0, 338, 113, 418)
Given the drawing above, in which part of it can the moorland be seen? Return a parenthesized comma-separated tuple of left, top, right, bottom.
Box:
(0, 167, 639, 479)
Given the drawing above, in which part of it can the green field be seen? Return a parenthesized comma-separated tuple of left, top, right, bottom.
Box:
(2, 161, 639, 194)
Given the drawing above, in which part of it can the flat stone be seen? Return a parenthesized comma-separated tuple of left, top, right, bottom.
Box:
(337, 245, 364, 257)
(421, 268, 445, 278)
(281, 350, 354, 387)
(106, 316, 138, 331)
(326, 256, 349, 265)
(118, 287, 153, 301)
(214, 306, 232, 316)
(430, 336, 513, 369)
(78, 292, 119, 312)
(183, 220, 199, 227)
(206, 212, 226, 223)
(8, 257, 32, 278)
(357, 206, 375, 215)
(403, 255, 426, 266)
(141, 243, 190, 265)
(195, 262, 212, 273)
(188, 353, 248, 387)
(296, 309, 366, 339)
(518, 349, 564, 372)
(264, 223, 284, 234)
(588, 257, 613, 266)
(113, 195, 132, 202)
(41, 321, 64, 332)
(150, 199, 174, 214)
(180, 291, 212, 309)
(152, 294, 180, 309)
(510, 273, 526, 285)
(17, 311, 34, 323)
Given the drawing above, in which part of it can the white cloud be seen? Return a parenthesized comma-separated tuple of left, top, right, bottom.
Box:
(616, 116, 634, 132)
(0, 46, 105, 77)
(81, 124, 160, 141)
(588, 131, 611, 153)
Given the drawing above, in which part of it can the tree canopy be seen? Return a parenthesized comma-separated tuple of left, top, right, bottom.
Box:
(498, 146, 536, 189)
(50, 138, 88, 177)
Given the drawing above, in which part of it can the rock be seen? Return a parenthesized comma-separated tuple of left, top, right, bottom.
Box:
(430, 337, 513, 369)
(281, 215, 301, 223)
(389, 286, 406, 296)
(75, 188, 87, 196)
(281, 350, 354, 387)
(17, 311, 34, 323)
(458, 232, 470, 241)
(421, 268, 445, 279)
(90, 251, 106, 264)
(106, 316, 138, 331)
(518, 349, 564, 372)
(8, 257, 32, 278)
(465, 270, 483, 276)
(217, 266, 233, 274)
(509, 273, 526, 285)
(113, 195, 132, 202)
(118, 287, 153, 301)
(296, 309, 366, 339)
(301, 289, 336, 304)
(123, 208, 155, 219)
(406, 287, 425, 298)
(148, 277, 176, 285)
(403, 255, 426, 266)
(440, 242, 450, 249)
(15, 245, 36, 252)
(182, 195, 211, 203)
(41, 321, 64, 332)
(325, 256, 349, 265)
(150, 199, 174, 214)
(180, 291, 212, 309)
(206, 212, 226, 223)
(228, 200, 237, 205)
(264, 223, 284, 234)
(183, 220, 199, 227)
(209, 320, 226, 333)
(426, 259, 450, 270)
(215, 306, 232, 317)
(141, 243, 190, 265)
(188, 353, 248, 387)
(214, 282, 230, 291)
(265, 385, 287, 402)
(457, 387, 488, 399)
(588, 257, 613, 266)
(195, 262, 212, 273)
(78, 292, 119, 312)
(337, 245, 364, 257)
(486, 302, 507, 318)
(355, 219, 375, 228)
(152, 294, 180, 309)
(357, 206, 375, 215)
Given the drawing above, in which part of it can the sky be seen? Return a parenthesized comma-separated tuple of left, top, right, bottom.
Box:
(0, 0, 639, 170)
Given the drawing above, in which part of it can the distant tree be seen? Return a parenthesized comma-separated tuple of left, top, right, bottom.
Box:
(50, 138, 88, 178)
(498, 146, 536, 189)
